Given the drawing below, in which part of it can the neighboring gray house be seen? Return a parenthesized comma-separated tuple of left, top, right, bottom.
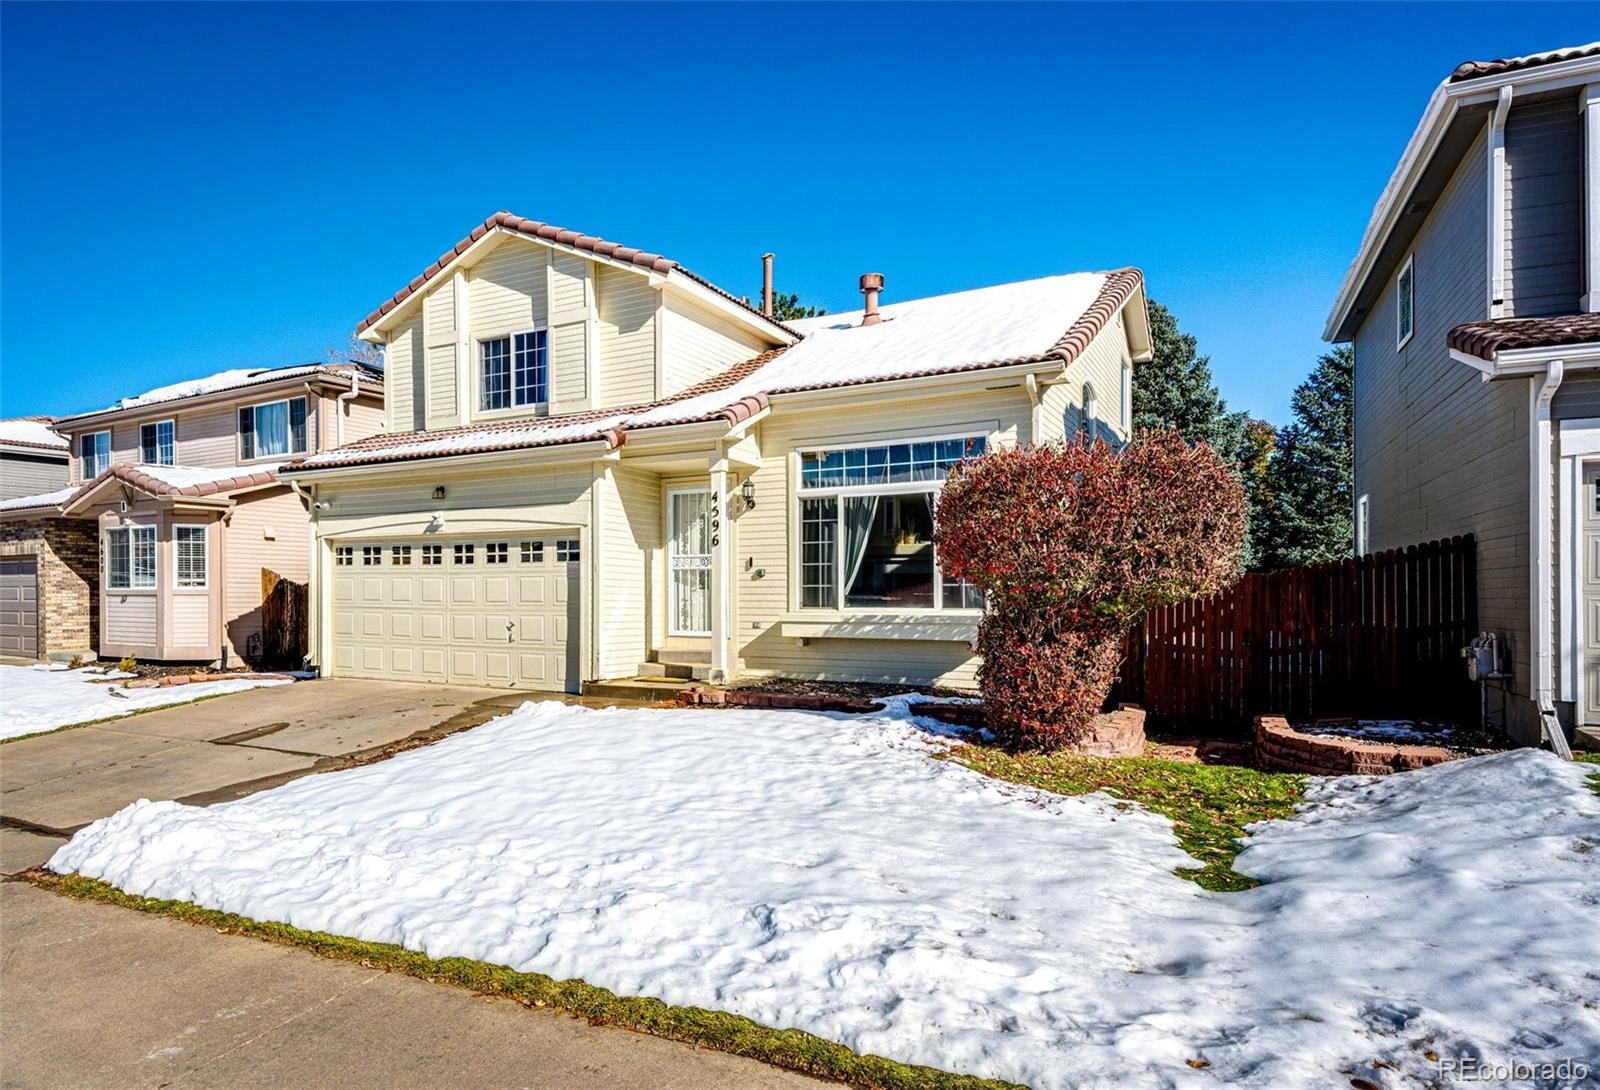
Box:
(1326, 42, 1600, 748)
(0, 416, 69, 500)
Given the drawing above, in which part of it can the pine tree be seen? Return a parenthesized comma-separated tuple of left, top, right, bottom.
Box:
(1132, 299, 1248, 466)
(769, 291, 825, 321)
(1257, 346, 1354, 569)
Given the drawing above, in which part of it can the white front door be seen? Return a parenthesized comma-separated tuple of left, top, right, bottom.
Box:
(1585, 466, 1600, 724)
(669, 490, 713, 636)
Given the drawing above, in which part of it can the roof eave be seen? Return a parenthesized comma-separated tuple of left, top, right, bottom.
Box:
(1452, 341, 1600, 378)
(1324, 51, 1600, 343)
(55, 369, 383, 430)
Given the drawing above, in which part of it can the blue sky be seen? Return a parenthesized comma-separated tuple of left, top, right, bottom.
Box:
(2, 3, 1595, 424)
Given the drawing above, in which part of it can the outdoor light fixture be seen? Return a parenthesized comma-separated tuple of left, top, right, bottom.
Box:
(432, 485, 446, 500)
(742, 478, 756, 509)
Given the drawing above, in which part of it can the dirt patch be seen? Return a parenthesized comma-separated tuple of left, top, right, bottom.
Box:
(724, 677, 970, 701)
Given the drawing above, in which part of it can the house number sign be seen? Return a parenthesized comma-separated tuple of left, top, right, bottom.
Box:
(710, 492, 721, 549)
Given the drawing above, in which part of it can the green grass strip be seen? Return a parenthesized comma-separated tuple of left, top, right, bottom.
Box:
(953, 747, 1305, 892)
(30, 871, 1021, 1090)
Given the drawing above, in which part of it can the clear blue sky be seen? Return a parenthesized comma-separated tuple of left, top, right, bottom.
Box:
(2, 3, 1595, 424)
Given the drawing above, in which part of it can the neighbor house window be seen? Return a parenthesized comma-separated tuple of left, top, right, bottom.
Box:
(1356, 494, 1371, 556)
(481, 331, 548, 411)
(175, 526, 207, 588)
(81, 431, 110, 479)
(106, 526, 156, 589)
(140, 420, 175, 466)
(238, 396, 308, 460)
(1396, 255, 1414, 349)
(797, 435, 986, 611)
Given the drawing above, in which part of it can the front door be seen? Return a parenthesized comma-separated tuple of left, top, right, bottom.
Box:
(669, 490, 713, 636)
(1585, 465, 1600, 724)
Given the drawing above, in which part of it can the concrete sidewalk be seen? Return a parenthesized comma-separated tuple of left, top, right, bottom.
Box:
(0, 882, 822, 1090)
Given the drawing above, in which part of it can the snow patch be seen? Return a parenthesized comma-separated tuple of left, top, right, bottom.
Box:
(49, 700, 1600, 1088)
(1, 665, 290, 740)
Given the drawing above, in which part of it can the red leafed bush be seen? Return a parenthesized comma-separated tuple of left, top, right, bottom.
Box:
(935, 431, 1246, 749)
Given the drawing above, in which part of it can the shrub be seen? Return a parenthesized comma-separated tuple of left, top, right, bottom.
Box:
(117, 655, 138, 674)
(935, 431, 1246, 749)
(67, 654, 86, 670)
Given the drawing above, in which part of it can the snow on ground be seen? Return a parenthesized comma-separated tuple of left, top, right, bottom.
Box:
(1, 665, 290, 740)
(1299, 718, 1466, 744)
(50, 699, 1600, 1089)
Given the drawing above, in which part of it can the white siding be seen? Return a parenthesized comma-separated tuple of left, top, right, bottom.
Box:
(1037, 314, 1132, 445)
(386, 316, 423, 433)
(596, 267, 660, 407)
(171, 593, 210, 647)
(473, 239, 548, 337)
(104, 593, 157, 649)
(594, 463, 661, 677)
(660, 295, 770, 397)
(425, 344, 458, 428)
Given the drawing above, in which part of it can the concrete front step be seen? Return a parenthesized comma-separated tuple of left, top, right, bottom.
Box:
(1574, 724, 1600, 753)
(654, 648, 713, 666)
(635, 661, 713, 682)
(582, 679, 691, 702)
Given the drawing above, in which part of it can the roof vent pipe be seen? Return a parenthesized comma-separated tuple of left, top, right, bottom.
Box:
(860, 272, 885, 326)
(762, 253, 775, 317)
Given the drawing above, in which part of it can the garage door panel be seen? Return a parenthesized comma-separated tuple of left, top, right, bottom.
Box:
(0, 558, 38, 657)
(333, 536, 576, 692)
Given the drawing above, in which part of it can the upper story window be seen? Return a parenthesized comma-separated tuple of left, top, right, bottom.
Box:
(80, 431, 110, 479)
(1396, 255, 1415, 349)
(481, 331, 548, 412)
(140, 420, 175, 466)
(239, 396, 308, 461)
(797, 435, 986, 612)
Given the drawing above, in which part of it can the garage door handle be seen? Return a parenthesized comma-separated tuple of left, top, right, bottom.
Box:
(506, 619, 516, 643)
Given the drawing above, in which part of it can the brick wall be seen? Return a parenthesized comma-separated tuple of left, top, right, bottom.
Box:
(1254, 716, 1455, 776)
(0, 517, 98, 657)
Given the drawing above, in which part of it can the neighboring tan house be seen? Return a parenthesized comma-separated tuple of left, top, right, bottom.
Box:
(0, 416, 69, 500)
(1326, 42, 1600, 748)
(282, 212, 1150, 694)
(0, 364, 384, 664)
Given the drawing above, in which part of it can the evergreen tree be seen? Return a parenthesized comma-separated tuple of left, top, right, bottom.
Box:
(1257, 346, 1354, 569)
(769, 291, 825, 321)
(1132, 299, 1248, 466)
(1239, 418, 1279, 567)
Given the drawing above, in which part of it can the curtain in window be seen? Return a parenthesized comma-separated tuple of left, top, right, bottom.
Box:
(255, 400, 290, 457)
(842, 495, 880, 593)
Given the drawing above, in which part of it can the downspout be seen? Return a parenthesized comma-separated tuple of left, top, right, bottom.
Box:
(1531, 361, 1574, 758)
(1488, 85, 1513, 316)
(336, 371, 361, 447)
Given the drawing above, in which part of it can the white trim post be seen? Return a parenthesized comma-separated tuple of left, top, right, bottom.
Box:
(708, 451, 730, 684)
(1582, 83, 1600, 312)
(1489, 85, 1513, 317)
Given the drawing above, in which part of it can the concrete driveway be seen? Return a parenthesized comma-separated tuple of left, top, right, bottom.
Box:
(1, 679, 823, 1089)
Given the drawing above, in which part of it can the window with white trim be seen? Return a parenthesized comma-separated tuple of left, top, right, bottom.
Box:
(481, 331, 548, 411)
(362, 546, 381, 566)
(140, 420, 175, 465)
(556, 539, 580, 562)
(422, 544, 443, 565)
(175, 526, 207, 587)
(797, 435, 986, 611)
(453, 543, 475, 565)
(392, 545, 412, 565)
(238, 396, 308, 460)
(81, 431, 110, 479)
(1396, 255, 1414, 349)
(336, 546, 354, 566)
(486, 542, 509, 564)
(107, 526, 156, 589)
(521, 540, 544, 563)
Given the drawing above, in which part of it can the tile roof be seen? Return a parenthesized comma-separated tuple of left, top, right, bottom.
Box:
(0, 485, 79, 515)
(1450, 42, 1600, 83)
(0, 417, 69, 451)
(1447, 313, 1600, 361)
(294, 269, 1144, 473)
(56, 363, 382, 424)
(356, 211, 796, 339)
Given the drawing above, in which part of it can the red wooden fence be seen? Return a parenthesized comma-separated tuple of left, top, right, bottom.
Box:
(1117, 535, 1477, 733)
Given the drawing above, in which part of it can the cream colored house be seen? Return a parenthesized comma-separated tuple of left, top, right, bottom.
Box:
(2, 364, 384, 664)
(284, 212, 1151, 693)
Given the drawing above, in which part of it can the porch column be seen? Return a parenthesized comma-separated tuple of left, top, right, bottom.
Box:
(708, 454, 730, 685)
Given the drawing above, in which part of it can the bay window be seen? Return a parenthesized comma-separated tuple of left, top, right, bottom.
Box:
(175, 526, 207, 587)
(481, 330, 548, 411)
(239, 396, 307, 460)
(140, 420, 175, 465)
(797, 435, 985, 612)
(81, 431, 110, 479)
(107, 526, 156, 590)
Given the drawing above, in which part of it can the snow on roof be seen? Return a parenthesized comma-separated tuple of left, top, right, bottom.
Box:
(295, 270, 1141, 472)
(0, 417, 68, 451)
(126, 463, 274, 490)
(0, 485, 78, 513)
(57, 363, 380, 421)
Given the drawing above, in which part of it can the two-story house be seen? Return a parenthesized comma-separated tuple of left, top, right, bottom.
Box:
(0, 364, 383, 663)
(0, 417, 70, 500)
(1327, 42, 1600, 748)
(282, 212, 1150, 694)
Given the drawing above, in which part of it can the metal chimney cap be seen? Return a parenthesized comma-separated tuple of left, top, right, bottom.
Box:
(859, 272, 885, 293)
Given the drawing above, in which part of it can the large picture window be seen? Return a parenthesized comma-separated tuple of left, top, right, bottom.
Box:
(175, 526, 207, 587)
(107, 526, 156, 590)
(481, 330, 548, 411)
(140, 420, 175, 465)
(797, 435, 985, 612)
(81, 431, 110, 479)
(239, 396, 307, 460)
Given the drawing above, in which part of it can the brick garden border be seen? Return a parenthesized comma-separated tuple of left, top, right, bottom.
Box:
(677, 687, 884, 714)
(1254, 715, 1455, 775)
(117, 672, 297, 690)
(907, 702, 1148, 757)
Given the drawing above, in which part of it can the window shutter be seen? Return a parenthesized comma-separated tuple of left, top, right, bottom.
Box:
(238, 406, 254, 460)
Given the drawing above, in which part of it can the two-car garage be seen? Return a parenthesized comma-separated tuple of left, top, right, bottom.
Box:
(330, 534, 580, 692)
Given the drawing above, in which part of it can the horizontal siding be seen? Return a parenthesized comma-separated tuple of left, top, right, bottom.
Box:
(661, 296, 770, 397)
(473, 239, 547, 337)
(171, 593, 210, 647)
(596, 267, 659, 407)
(0, 454, 68, 500)
(596, 464, 661, 678)
(1353, 125, 1533, 714)
(104, 594, 157, 648)
(424, 276, 456, 338)
(550, 322, 588, 406)
(386, 316, 422, 433)
(224, 487, 309, 661)
(315, 463, 592, 526)
(550, 252, 589, 313)
(1038, 314, 1131, 444)
(425, 344, 458, 428)
(1502, 97, 1582, 318)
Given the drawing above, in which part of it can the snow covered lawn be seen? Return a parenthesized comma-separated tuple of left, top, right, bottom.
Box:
(1, 664, 291, 741)
(49, 699, 1600, 1089)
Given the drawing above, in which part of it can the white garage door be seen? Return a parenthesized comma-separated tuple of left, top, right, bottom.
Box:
(331, 535, 580, 692)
